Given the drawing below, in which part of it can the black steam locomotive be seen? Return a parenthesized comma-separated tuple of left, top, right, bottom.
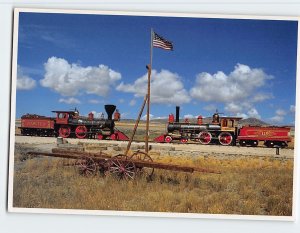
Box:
(154, 106, 242, 145)
(20, 104, 128, 140)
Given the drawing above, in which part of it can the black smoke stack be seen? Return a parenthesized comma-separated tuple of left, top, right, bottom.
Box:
(105, 104, 116, 120)
(175, 106, 180, 123)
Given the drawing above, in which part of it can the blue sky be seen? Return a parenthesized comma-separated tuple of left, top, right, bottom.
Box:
(16, 12, 298, 124)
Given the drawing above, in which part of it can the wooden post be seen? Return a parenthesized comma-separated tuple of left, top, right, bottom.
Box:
(125, 94, 148, 156)
(145, 29, 154, 153)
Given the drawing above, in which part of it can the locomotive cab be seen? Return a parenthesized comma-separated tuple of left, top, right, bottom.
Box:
(53, 111, 73, 124)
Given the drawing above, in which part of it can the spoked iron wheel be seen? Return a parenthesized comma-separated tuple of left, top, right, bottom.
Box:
(130, 151, 154, 179)
(75, 156, 97, 177)
(75, 125, 88, 139)
(180, 138, 188, 143)
(59, 125, 71, 138)
(109, 155, 136, 180)
(198, 131, 212, 145)
(218, 132, 233, 146)
(165, 136, 172, 143)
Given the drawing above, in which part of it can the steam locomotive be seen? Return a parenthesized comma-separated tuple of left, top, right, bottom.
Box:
(154, 106, 292, 148)
(19, 104, 129, 140)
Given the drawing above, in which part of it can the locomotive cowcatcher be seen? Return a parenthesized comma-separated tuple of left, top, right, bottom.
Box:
(20, 104, 129, 140)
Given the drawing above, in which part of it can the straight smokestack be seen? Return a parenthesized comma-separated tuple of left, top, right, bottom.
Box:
(176, 106, 180, 123)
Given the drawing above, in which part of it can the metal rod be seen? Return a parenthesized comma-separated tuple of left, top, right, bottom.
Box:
(125, 94, 148, 156)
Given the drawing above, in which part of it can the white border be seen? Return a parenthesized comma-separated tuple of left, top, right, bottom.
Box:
(8, 7, 299, 222)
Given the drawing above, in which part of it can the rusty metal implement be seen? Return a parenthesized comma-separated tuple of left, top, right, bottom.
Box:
(27, 150, 220, 180)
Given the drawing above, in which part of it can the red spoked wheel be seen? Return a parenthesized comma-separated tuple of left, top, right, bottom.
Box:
(180, 138, 188, 143)
(97, 134, 103, 140)
(59, 125, 71, 138)
(198, 131, 212, 145)
(165, 136, 173, 143)
(110, 133, 118, 140)
(130, 151, 154, 179)
(75, 125, 87, 139)
(218, 132, 233, 146)
(75, 156, 97, 177)
(109, 155, 136, 180)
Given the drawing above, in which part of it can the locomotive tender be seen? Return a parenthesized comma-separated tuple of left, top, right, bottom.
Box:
(154, 106, 292, 148)
(19, 104, 129, 140)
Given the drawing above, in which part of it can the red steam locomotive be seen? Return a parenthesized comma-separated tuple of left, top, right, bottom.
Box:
(19, 104, 129, 140)
(154, 106, 292, 148)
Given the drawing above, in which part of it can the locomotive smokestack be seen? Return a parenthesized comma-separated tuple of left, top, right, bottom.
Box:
(104, 105, 116, 120)
(176, 106, 180, 123)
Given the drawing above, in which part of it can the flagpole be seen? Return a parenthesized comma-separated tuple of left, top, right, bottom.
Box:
(145, 28, 153, 154)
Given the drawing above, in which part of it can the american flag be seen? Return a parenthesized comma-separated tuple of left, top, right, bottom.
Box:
(152, 32, 173, 50)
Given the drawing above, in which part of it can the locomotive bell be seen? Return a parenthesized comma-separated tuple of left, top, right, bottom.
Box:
(104, 105, 116, 120)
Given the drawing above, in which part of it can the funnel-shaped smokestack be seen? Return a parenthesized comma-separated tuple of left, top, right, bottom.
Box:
(105, 104, 116, 120)
(176, 106, 180, 123)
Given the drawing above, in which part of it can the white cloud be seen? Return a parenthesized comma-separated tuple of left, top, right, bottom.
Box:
(251, 93, 273, 102)
(120, 112, 129, 119)
(190, 63, 272, 103)
(290, 105, 295, 113)
(141, 114, 168, 120)
(88, 99, 101, 104)
(270, 115, 284, 123)
(119, 98, 125, 103)
(40, 57, 121, 96)
(269, 108, 288, 123)
(275, 109, 287, 116)
(224, 102, 243, 114)
(247, 108, 261, 119)
(236, 113, 249, 118)
(59, 97, 81, 104)
(129, 99, 136, 106)
(224, 103, 261, 119)
(116, 69, 190, 105)
(153, 116, 168, 120)
(189, 64, 272, 119)
(142, 114, 154, 120)
(204, 104, 217, 112)
(183, 114, 196, 119)
(17, 65, 36, 90)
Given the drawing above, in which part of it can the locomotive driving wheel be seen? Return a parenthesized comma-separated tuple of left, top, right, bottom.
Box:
(75, 125, 88, 139)
(130, 151, 154, 179)
(180, 138, 188, 143)
(58, 125, 71, 138)
(198, 131, 212, 145)
(74, 156, 97, 177)
(218, 132, 233, 146)
(109, 155, 136, 180)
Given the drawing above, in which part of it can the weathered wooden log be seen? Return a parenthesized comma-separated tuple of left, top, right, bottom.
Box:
(51, 148, 111, 158)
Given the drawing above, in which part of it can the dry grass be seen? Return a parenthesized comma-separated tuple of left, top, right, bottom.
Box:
(13, 144, 293, 216)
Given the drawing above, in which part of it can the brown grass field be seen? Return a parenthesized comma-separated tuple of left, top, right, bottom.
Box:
(13, 142, 293, 216)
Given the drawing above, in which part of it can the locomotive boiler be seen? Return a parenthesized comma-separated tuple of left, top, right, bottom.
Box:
(19, 104, 129, 140)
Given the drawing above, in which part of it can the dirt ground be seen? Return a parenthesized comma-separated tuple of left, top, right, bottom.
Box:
(12, 138, 294, 216)
(14, 135, 294, 159)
